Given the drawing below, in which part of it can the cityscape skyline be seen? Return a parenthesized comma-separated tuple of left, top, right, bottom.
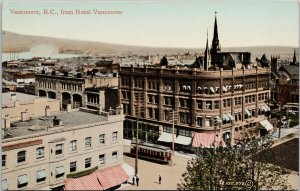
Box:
(2, 0, 299, 48)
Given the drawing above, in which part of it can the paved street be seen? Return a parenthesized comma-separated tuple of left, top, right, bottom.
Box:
(120, 125, 300, 190)
(120, 145, 189, 190)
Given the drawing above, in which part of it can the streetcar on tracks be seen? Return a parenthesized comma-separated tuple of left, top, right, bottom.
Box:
(130, 141, 172, 164)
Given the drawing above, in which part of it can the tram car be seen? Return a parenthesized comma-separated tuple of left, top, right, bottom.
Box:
(130, 141, 172, 164)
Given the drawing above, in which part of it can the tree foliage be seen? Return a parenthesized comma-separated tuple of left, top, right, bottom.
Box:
(177, 136, 291, 191)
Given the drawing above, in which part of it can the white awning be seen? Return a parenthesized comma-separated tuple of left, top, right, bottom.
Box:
(175, 135, 192, 145)
(187, 86, 191, 90)
(259, 119, 273, 131)
(222, 86, 228, 92)
(215, 116, 222, 123)
(36, 170, 47, 179)
(197, 86, 202, 91)
(210, 87, 215, 93)
(264, 104, 270, 111)
(55, 166, 65, 175)
(260, 105, 268, 112)
(223, 114, 230, 122)
(245, 109, 252, 116)
(182, 85, 186, 90)
(2, 180, 8, 190)
(17, 175, 28, 185)
(227, 113, 235, 121)
(215, 87, 219, 92)
(157, 132, 173, 142)
(224, 133, 230, 139)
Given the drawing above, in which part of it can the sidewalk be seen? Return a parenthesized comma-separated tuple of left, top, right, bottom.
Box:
(271, 125, 299, 141)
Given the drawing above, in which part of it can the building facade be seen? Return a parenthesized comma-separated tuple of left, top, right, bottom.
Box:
(270, 52, 299, 106)
(2, 108, 126, 190)
(119, 14, 273, 149)
(35, 71, 118, 111)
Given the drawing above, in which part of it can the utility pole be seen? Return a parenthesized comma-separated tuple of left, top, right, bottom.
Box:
(135, 91, 143, 176)
(170, 110, 178, 153)
(214, 123, 217, 153)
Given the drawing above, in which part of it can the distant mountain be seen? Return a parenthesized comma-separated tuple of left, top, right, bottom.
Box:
(2, 31, 298, 59)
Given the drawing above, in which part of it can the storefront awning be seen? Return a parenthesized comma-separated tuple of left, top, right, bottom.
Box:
(259, 119, 273, 131)
(65, 164, 128, 190)
(55, 166, 65, 175)
(260, 105, 268, 112)
(245, 109, 252, 116)
(17, 175, 28, 185)
(264, 104, 270, 111)
(227, 113, 235, 121)
(157, 132, 173, 142)
(95, 164, 129, 190)
(215, 116, 222, 123)
(210, 87, 215, 93)
(192, 132, 224, 148)
(36, 170, 47, 179)
(64, 172, 104, 190)
(223, 114, 230, 122)
(225, 133, 230, 139)
(175, 135, 192, 145)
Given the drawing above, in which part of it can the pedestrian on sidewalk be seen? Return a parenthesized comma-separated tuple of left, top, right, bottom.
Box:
(136, 176, 140, 186)
(132, 176, 135, 186)
(158, 175, 162, 184)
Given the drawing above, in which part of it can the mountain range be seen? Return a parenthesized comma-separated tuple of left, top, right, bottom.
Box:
(2, 31, 297, 60)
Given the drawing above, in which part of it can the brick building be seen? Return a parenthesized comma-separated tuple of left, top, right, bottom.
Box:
(35, 70, 118, 111)
(119, 14, 273, 149)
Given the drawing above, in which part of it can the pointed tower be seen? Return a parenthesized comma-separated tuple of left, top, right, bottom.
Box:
(210, 11, 221, 55)
(292, 49, 296, 65)
(204, 29, 209, 70)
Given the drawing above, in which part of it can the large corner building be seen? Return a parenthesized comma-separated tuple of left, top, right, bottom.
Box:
(119, 14, 273, 149)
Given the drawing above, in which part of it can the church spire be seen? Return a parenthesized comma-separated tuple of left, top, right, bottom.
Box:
(213, 12, 219, 40)
(204, 29, 209, 70)
(211, 11, 221, 55)
(293, 48, 296, 64)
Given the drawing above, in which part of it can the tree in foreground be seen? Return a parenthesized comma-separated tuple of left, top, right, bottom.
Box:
(177, 136, 291, 191)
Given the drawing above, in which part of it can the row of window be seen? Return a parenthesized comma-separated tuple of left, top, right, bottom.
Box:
(257, 93, 269, 101)
(38, 81, 56, 89)
(121, 77, 267, 93)
(61, 82, 83, 91)
(2, 132, 118, 167)
(87, 94, 99, 104)
(124, 94, 267, 111)
(2, 151, 118, 190)
(163, 126, 192, 137)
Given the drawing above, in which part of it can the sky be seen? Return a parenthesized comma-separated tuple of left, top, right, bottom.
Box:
(2, 0, 299, 48)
